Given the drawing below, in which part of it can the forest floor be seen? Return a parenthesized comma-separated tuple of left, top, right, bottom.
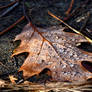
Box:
(0, 0, 92, 92)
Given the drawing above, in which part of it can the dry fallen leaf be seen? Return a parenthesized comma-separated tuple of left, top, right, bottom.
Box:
(12, 23, 92, 82)
(9, 75, 18, 84)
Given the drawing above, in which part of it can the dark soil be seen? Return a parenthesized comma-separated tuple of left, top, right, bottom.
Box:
(0, 0, 92, 91)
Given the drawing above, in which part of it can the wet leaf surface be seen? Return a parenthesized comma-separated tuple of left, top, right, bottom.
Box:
(12, 23, 92, 82)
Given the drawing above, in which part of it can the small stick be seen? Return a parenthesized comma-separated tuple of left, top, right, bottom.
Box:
(0, 2, 19, 17)
(0, 16, 25, 36)
(65, 0, 74, 15)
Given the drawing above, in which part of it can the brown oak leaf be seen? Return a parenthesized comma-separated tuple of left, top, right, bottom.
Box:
(12, 23, 92, 82)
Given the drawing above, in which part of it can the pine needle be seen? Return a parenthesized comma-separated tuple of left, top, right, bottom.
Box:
(0, 16, 25, 36)
(48, 11, 92, 43)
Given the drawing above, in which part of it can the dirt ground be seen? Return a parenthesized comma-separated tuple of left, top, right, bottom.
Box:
(0, 0, 92, 91)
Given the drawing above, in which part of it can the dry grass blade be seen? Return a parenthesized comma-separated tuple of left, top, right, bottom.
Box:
(1, 81, 92, 92)
(48, 11, 92, 43)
